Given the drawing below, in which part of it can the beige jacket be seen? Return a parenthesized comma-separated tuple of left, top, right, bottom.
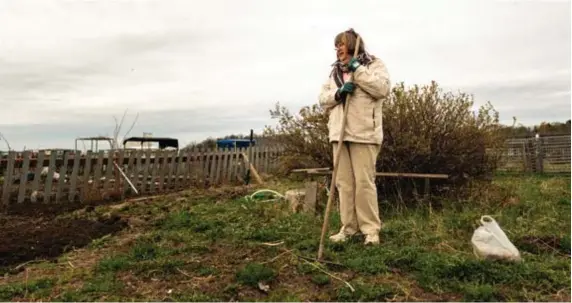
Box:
(318, 58, 391, 145)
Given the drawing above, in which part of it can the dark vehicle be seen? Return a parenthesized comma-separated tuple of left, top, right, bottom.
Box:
(123, 136, 179, 150)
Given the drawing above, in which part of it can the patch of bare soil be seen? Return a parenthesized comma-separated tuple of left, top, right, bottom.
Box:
(2, 195, 125, 218)
(0, 212, 127, 271)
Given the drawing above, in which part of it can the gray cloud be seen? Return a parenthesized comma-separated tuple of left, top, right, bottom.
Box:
(0, 0, 569, 150)
(457, 70, 571, 124)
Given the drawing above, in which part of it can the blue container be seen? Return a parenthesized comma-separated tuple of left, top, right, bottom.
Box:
(216, 139, 255, 149)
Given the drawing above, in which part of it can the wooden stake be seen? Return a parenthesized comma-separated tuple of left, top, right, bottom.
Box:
(114, 161, 138, 195)
(241, 152, 264, 184)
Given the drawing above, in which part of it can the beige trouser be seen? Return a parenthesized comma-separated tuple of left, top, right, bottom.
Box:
(332, 141, 382, 236)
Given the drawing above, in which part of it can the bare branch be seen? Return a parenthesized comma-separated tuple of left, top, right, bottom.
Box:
(118, 109, 128, 134)
(111, 109, 139, 149)
(122, 112, 139, 143)
(0, 132, 12, 151)
(113, 115, 120, 148)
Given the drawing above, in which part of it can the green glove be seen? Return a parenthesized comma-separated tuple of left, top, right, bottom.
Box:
(347, 57, 361, 72)
(335, 82, 355, 102)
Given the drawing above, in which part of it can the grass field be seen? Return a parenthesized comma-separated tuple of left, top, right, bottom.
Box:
(0, 174, 570, 301)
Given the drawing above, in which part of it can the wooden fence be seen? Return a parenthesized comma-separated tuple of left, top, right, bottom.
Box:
(497, 135, 570, 173)
(0, 146, 284, 206)
(0, 134, 568, 207)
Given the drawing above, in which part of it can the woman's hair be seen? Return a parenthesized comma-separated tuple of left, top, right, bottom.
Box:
(334, 28, 365, 56)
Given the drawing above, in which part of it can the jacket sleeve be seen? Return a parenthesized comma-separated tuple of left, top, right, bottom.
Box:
(352, 59, 391, 100)
(318, 76, 339, 110)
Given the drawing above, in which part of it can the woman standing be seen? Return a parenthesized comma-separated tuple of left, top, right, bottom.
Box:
(318, 28, 391, 245)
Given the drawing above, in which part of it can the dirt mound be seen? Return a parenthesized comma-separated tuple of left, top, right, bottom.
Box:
(0, 214, 127, 270)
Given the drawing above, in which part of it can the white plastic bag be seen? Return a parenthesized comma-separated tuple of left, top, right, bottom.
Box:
(470, 215, 522, 262)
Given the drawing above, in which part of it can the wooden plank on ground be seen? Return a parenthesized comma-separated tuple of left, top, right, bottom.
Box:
(291, 168, 331, 173)
(295, 169, 449, 179)
(17, 151, 31, 203)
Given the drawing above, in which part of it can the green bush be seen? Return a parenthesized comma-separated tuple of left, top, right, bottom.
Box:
(264, 81, 504, 202)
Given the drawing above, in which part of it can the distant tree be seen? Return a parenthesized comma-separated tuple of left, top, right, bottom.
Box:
(111, 109, 139, 149)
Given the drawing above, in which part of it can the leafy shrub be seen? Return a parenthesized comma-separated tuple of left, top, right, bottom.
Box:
(263, 81, 504, 202)
(264, 101, 331, 173)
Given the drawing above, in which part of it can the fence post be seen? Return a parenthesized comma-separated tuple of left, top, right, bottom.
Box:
(535, 136, 544, 173)
(521, 142, 528, 172)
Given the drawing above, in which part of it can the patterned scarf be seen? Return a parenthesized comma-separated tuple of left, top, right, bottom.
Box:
(329, 52, 375, 88)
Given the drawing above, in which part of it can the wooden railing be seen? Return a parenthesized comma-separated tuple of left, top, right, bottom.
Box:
(0, 146, 284, 206)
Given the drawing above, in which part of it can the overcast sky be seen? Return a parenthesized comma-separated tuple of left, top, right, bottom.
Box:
(0, 0, 570, 150)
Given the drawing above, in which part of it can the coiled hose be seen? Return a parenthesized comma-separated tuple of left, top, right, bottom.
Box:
(244, 189, 285, 202)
